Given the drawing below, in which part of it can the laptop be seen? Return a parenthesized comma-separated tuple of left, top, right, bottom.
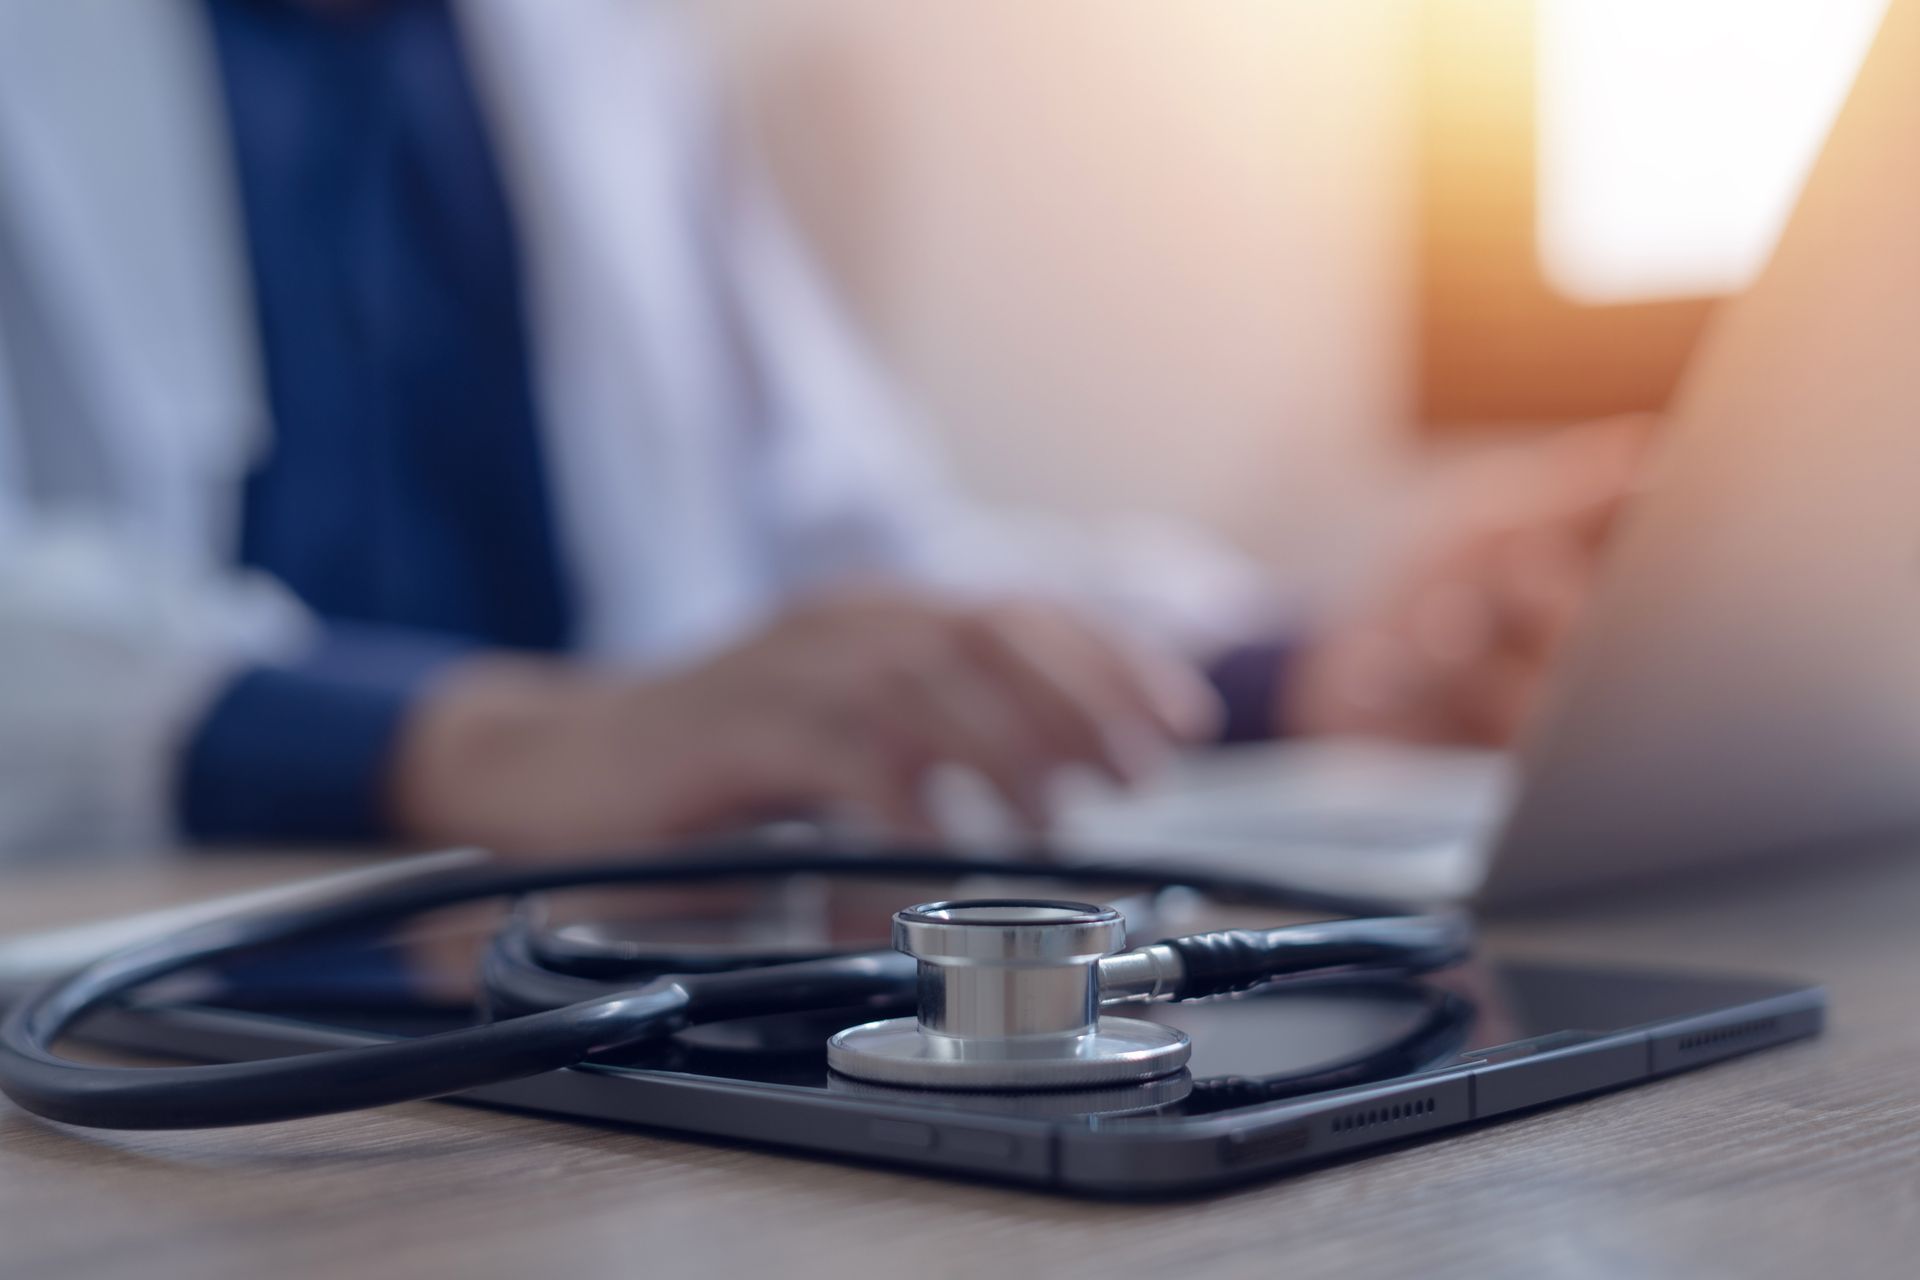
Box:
(1052, 0, 1920, 909)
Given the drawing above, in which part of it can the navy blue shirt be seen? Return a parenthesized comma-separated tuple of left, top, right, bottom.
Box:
(183, 0, 571, 841)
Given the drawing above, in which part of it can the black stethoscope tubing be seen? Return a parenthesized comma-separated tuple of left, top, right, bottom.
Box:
(0, 846, 1466, 1130)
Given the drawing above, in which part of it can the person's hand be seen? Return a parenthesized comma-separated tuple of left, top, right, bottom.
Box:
(1283, 417, 1655, 746)
(390, 589, 1218, 853)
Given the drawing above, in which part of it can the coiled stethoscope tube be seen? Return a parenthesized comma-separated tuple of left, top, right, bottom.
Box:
(0, 846, 1470, 1130)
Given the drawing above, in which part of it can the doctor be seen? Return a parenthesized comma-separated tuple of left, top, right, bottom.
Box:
(0, 0, 1639, 858)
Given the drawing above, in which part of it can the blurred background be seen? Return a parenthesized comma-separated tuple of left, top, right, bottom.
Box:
(0, 0, 1900, 861)
(696, 0, 1887, 586)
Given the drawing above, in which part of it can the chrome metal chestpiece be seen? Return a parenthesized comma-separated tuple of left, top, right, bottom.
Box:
(825, 899, 1192, 1091)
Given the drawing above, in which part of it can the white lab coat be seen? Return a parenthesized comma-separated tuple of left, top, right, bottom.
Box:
(0, 0, 1274, 857)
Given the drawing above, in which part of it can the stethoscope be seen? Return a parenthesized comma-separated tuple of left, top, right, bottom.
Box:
(0, 846, 1471, 1130)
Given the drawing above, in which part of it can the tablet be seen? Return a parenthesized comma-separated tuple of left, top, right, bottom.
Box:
(64, 922, 1822, 1197)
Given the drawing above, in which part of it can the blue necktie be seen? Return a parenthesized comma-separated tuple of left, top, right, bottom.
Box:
(207, 0, 573, 652)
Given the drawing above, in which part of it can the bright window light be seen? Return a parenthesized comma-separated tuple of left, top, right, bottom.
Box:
(1538, 0, 1889, 304)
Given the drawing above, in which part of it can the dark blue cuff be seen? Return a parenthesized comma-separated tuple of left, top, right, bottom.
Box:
(1205, 639, 1294, 744)
(179, 625, 477, 843)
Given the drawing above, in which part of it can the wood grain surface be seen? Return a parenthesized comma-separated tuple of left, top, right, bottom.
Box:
(1, 845, 1917, 1280)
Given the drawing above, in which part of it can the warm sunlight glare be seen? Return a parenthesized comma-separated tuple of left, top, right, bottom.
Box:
(1538, 0, 1889, 304)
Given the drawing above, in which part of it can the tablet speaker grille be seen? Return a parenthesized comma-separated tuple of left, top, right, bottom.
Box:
(1676, 1017, 1780, 1054)
(1329, 1095, 1437, 1135)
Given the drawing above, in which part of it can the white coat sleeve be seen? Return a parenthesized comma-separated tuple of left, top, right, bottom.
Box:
(0, 312, 310, 860)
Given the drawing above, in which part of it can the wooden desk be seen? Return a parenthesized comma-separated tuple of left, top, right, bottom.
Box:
(2, 848, 1917, 1280)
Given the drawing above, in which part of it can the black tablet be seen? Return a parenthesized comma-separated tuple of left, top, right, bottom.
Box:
(72, 931, 1823, 1197)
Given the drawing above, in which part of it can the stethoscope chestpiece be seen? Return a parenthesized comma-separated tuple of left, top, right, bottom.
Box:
(825, 899, 1190, 1091)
